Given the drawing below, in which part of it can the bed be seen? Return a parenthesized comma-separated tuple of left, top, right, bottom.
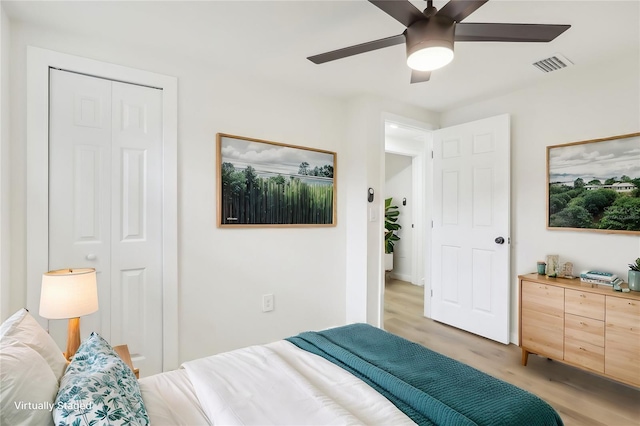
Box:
(1, 309, 563, 426)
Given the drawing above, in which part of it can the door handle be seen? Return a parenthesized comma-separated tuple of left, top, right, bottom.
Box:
(86, 254, 97, 261)
(494, 237, 505, 244)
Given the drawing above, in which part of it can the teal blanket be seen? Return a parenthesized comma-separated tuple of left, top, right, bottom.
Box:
(286, 324, 563, 426)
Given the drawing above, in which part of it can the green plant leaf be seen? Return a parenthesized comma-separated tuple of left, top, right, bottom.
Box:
(384, 197, 402, 253)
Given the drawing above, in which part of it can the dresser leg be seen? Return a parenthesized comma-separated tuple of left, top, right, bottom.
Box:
(521, 349, 529, 366)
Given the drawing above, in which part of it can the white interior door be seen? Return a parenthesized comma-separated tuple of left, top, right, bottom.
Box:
(430, 114, 510, 344)
(49, 69, 163, 375)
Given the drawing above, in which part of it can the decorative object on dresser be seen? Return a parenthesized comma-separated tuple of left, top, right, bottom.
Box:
(545, 254, 559, 277)
(559, 262, 573, 278)
(579, 270, 623, 287)
(547, 132, 640, 234)
(217, 133, 336, 227)
(629, 258, 640, 291)
(519, 273, 640, 388)
(39, 268, 99, 361)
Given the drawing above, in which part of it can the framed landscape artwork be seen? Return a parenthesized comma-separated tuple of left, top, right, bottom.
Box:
(547, 132, 640, 234)
(217, 133, 336, 227)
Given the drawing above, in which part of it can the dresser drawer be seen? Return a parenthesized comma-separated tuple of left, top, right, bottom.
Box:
(605, 324, 640, 387)
(565, 289, 604, 320)
(522, 281, 564, 318)
(564, 339, 604, 373)
(565, 313, 604, 347)
(521, 309, 564, 360)
(605, 296, 640, 387)
(606, 296, 640, 326)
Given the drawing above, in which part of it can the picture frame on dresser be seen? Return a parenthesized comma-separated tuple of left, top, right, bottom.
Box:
(546, 132, 640, 234)
(216, 133, 337, 227)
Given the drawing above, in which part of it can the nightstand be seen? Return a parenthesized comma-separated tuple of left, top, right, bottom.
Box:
(113, 344, 140, 379)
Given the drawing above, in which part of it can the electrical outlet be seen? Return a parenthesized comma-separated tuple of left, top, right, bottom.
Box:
(262, 294, 274, 312)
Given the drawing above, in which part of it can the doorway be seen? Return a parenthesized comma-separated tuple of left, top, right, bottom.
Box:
(379, 114, 511, 344)
(384, 152, 413, 282)
(382, 118, 432, 323)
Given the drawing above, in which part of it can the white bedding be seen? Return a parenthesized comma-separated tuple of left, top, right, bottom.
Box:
(141, 340, 415, 425)
(139, 369, 210, 425)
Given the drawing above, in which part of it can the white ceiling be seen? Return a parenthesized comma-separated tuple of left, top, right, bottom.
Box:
(4, 0, 639, 112)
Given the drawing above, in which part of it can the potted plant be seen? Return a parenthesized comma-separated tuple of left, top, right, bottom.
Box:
(384, 197, 401, 271)
(628, 258, 640, 291)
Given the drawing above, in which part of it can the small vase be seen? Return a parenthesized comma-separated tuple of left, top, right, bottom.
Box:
(628, 270, 640, 291)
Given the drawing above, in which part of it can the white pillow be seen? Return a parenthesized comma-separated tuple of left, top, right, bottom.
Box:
(0, 309, 67, 380)
(0, 339, 57, 426)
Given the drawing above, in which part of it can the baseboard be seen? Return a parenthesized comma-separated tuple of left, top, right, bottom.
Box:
(389, 272, 412, 283)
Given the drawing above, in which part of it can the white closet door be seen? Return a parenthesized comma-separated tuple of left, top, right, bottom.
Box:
(49, 69, 164, 375)
(109, 81, 163, 375)
(49, 70, 113, 345)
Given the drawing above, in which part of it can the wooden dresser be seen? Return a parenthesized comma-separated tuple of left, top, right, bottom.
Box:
(519, 273, 640, 388)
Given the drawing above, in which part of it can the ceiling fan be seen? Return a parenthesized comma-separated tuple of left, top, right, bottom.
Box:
(308, 0, 571, 83)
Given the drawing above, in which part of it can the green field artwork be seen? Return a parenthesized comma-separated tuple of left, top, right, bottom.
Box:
(547, 133, 640, 234)
(217, 134, 336, 226)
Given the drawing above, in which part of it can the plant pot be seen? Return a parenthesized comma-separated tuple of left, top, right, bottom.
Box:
(628, 270, 640, 291)
(384, 253, 394, 271)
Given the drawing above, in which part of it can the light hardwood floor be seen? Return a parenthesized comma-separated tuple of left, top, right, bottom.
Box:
(384, 279, 640, 426)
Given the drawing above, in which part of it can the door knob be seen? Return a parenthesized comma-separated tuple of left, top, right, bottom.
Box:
(494, 237, 505, 244)
(86, 254, 97, 260)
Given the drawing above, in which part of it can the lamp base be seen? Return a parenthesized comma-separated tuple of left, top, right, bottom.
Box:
(65, 317, 81, 362)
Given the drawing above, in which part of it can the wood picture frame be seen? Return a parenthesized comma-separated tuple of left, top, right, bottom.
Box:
(217, 133, 337, 227)
(546, 132, 640, 234)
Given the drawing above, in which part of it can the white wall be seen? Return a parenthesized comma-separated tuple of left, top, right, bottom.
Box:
(441, 54, 640, 342)
(9, 22, 348, 362)
(0, 5, 10, 321)
(385, 153, 413, 281)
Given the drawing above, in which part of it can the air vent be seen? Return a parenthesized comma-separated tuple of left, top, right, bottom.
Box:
(532, 54, 573, 73)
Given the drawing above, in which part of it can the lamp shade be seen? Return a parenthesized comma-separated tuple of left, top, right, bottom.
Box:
(39, 268, 99, 319)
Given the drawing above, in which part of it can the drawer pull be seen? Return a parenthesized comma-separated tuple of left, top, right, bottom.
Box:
(579, 347, 586, 351)
(579, 322, 585, 325)
(580, 294, 586, 298)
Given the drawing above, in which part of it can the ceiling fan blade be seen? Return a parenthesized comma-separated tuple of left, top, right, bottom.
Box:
(437, 0, 488, 22)
(369, 0, 425, 27)
(308, 34, 405, 64)
(410, 70, 431, 84)
(455, 23, 571, 42)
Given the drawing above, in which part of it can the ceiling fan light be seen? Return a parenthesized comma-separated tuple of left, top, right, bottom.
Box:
(405, 16, 456, 72)
(407, 46, 454, 71)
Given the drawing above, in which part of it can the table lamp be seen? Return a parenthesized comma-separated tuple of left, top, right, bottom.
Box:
(39, 268, 99, 361)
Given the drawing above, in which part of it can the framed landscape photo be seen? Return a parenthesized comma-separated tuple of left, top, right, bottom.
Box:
(217, 133, 336, 227)
(547, 132, 640, 234)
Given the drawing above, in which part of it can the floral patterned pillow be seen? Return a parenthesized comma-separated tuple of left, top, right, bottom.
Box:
(53, 333, 149, 426)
